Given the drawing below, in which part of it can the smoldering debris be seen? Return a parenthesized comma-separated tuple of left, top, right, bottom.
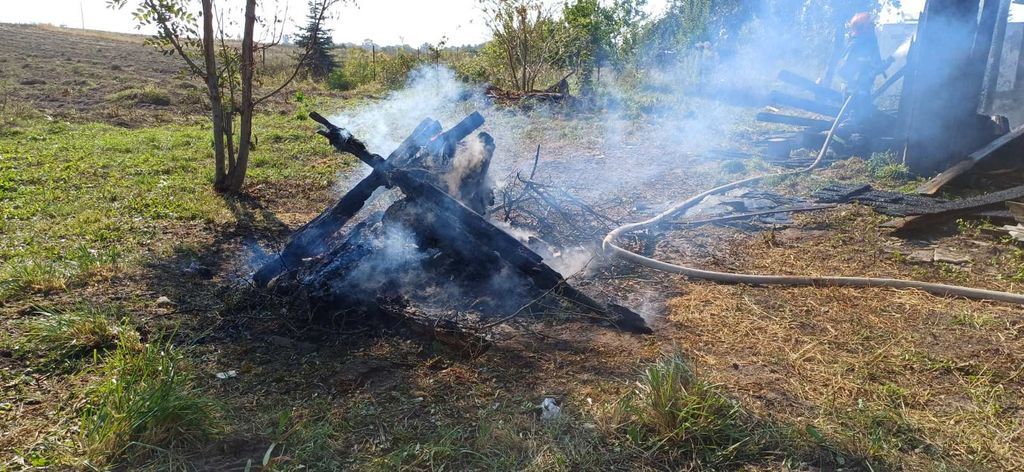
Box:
(255, 108, 652, 351)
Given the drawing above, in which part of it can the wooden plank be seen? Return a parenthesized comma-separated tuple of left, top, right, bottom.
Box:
(1007, 201, 1024, 223)
(872, 65, 905, 99)
(891, 183, 1024, 232)
(901, 0, 988, 175)
(916, 123, 1024, 195)
(813, 183, 948, 216)
(777, 70, 843, 103)
(768, 91, 840, 117)
(315, 113, 652, 333)
(253, 117, 444, 287)
(756, 112, 832, 130)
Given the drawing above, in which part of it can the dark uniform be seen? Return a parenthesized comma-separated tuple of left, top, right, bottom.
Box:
(836, 17, 889, 134)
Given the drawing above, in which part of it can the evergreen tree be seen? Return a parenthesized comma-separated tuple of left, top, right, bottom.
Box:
(294, 1, 337, 79)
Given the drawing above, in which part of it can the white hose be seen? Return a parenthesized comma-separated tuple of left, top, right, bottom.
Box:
(602, 97, 1024, 305)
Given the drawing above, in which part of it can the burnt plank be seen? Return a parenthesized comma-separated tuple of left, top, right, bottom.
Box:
(892, 183, 1024, 231)
(756, 112, 832, 130)
(916, 123, 1024, 195)
(777, 70, 844, 104)
(318, 114, 650, 333)
(768, 90, 840, 117)
(253, 117, 443, 287)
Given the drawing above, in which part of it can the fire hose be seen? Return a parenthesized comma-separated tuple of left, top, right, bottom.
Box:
(602, 97, 1024, 305)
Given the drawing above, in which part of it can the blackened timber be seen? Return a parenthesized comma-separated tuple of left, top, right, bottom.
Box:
(900, 0, 988, 174)
(424, 111, 486, 160)
(872, 65, 906, 99)
(320, 115, 651, 334)
(891, 183, 1024, 232)
(768, 91, 840, 117)
(916, 123, 1024, 195)
(252, 117, 443, 287)
(756, 112, 832, 130)
(777, 70, 843, 103)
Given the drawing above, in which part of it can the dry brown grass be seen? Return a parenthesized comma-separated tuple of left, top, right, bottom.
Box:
(660, 206, 1024, 470)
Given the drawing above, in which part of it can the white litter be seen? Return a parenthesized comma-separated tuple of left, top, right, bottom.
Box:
(540, 397, 561, 420)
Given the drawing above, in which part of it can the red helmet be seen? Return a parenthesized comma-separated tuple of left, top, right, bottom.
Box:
(848, 12, 874, 36)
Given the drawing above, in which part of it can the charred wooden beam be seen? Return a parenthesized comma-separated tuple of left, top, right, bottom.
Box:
(916, 123, 1024, 195)
(900, 0, 991, 175)
(768, 91, 839, 117)
(872, 65, 906, 100)
(890, 183, 1024, 232)
(777, 70, 843, 104)
(314, 114, 651, 334)
(252, 117, 444, 287)
(756, 112, 831, 130)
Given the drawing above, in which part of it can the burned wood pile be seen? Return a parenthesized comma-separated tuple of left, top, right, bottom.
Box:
(813, 182, 1024, 233)
(253, 110, 650, 346)
(484, 73, 574, 107)
(490, 148, 623, 249)
(484, 86, 570, 106)
(757, 70, 901, 162)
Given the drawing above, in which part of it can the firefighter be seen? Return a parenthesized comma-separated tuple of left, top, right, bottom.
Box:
(836, 12, 891, 133)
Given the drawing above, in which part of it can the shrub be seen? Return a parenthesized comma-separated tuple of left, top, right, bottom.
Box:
(80, 340, 217, 468)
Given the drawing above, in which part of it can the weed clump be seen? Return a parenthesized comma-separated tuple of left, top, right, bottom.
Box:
(107, 86, 172, 106)
(21, 306, 138, 363)
(603, 353, 767, 466)
(80, 341, 217, 468)
(868, 152, 910, 182)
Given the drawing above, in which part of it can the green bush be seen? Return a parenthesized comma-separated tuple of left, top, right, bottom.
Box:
(329, 47, 428, 91)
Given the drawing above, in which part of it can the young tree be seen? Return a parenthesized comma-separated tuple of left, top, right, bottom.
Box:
(561, 0, 646, 96)
(481, 0, 562, 92)
(294, 0, 337, 79)
(108, 0, 341, 193)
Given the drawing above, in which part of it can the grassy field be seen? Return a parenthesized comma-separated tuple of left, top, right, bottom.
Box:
(3, 24, 1024, 471)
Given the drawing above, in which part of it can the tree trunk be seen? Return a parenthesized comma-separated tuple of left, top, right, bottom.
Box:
(201, 0, 227, 190)
(518, 7, 528, 92)
(226, 0, 257, 193)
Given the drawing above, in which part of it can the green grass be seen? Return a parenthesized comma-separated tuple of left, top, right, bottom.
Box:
(601, 353, 770, 467)
(868, 151, 910, 182)
(106, 86, 172, 106)
(20, 305, 139, 364)
(80, 339, 218, 468)
(0, 114, 347, 303)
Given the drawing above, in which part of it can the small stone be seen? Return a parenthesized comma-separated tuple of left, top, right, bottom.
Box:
(268, 335, 295, 348)
(907, 249, 934, 263)
(155, 296, 175, 307)
(540, 397, 561, 421)
(215, 370, 238, 380)
(933, 248, 970, 265)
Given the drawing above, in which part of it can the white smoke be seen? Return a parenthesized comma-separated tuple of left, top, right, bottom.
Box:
(444, 135, 492, 198)
(330, 66, 481, 154)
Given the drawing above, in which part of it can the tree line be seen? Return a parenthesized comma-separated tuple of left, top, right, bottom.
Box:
(112, 0, 882, 193)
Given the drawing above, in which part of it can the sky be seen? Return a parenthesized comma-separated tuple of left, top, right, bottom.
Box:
(0, 0, 669, 47)
(3, 0, 1020, 47)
